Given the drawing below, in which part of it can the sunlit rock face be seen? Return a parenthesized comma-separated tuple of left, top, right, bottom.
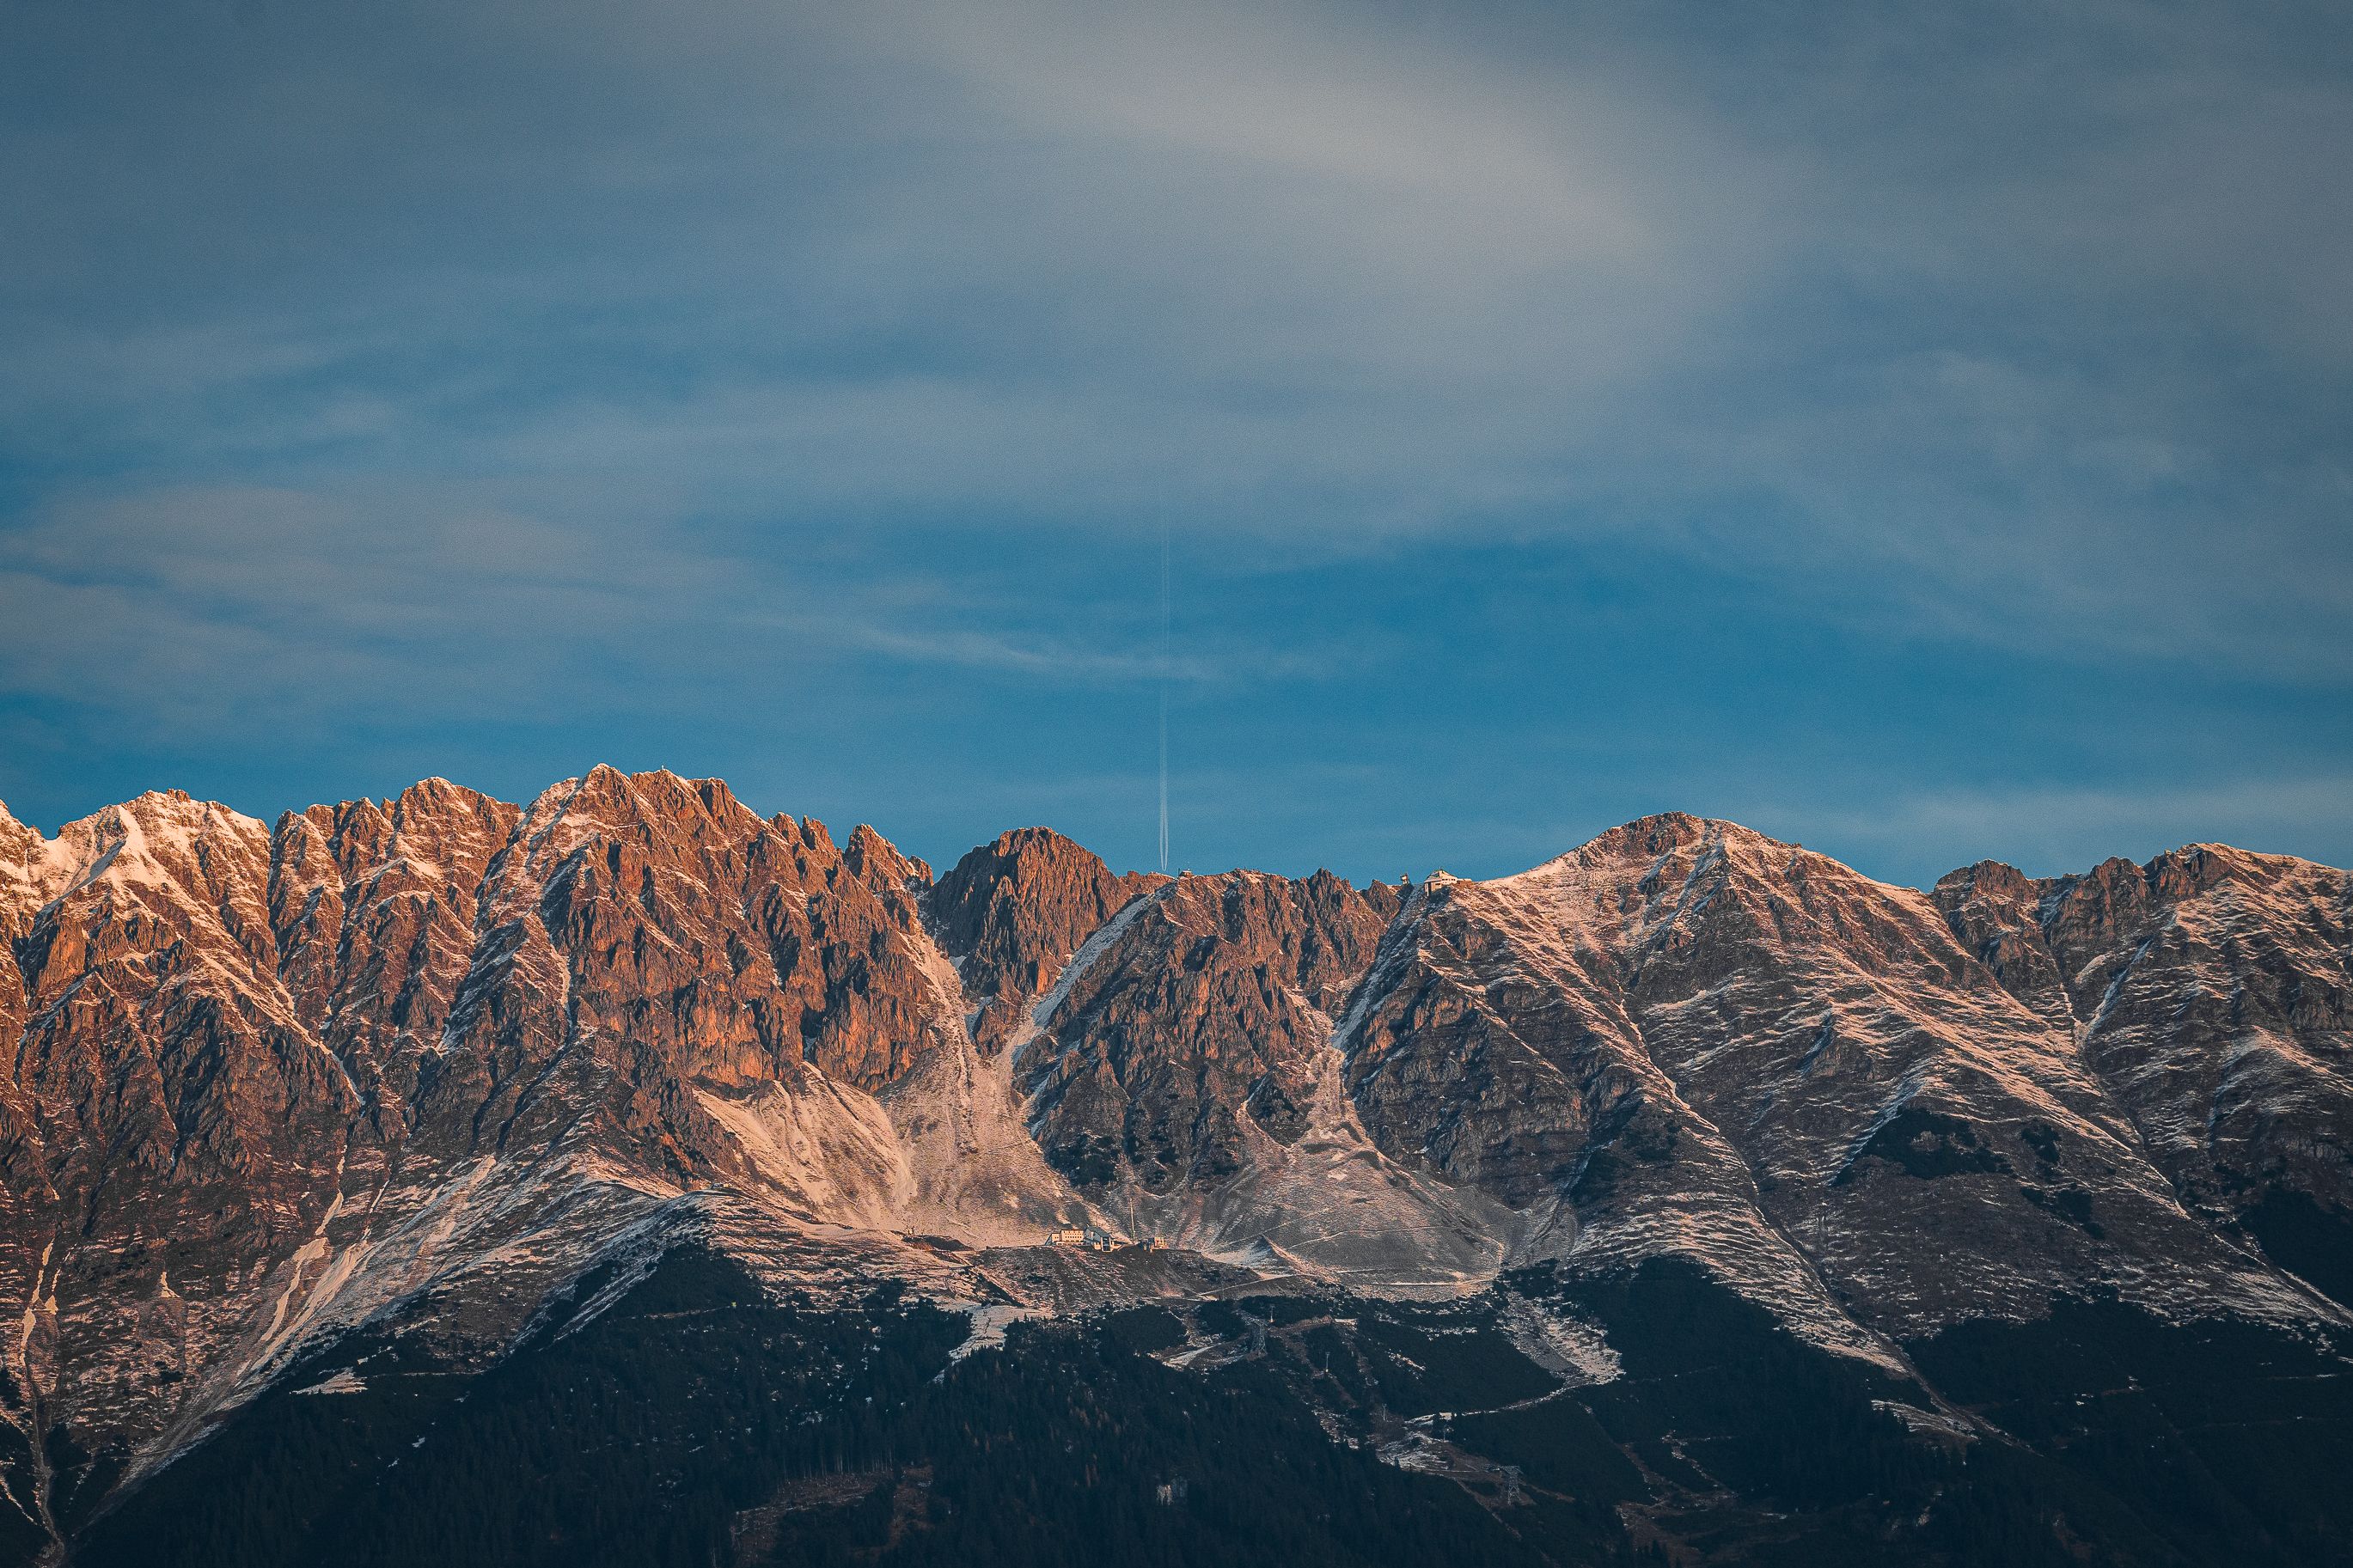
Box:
(1019, 867, 1396, 1190)
(0, 768, 984, 1524)
(1, 774, 2347, 1549)
(931, 827, 1164, 1058)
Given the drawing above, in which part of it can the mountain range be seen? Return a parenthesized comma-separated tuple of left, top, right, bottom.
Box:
(1, 766, 2348, 1565)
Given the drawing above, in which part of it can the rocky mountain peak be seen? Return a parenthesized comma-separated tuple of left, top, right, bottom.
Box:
(0, 796, 37, 849)
(843, 821, 929, 891)
(0, 800, 50, 939)
(932, 827, 1163, 1054)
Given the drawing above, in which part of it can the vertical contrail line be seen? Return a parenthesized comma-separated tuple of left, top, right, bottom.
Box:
(1158, 513, 1170, 875)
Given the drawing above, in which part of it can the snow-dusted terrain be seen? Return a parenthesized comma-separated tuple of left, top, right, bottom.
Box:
(2, 773, 2349, 1557)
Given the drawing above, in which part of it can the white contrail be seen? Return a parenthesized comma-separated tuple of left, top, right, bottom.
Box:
(1158, 514, 1170, 875)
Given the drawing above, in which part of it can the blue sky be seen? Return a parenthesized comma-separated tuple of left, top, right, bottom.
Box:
(3, 0, 2348, 887)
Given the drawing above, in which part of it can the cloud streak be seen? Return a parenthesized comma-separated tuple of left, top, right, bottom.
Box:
(2, 0, 2348, 877)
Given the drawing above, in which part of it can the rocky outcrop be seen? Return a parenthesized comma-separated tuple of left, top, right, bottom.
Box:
(1022, 869, 1393, 1191)
(932, 828, 1162, 1055)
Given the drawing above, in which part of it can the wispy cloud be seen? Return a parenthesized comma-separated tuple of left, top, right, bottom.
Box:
(0, 479, 1340, 736)
(2, 0, 2348, 875)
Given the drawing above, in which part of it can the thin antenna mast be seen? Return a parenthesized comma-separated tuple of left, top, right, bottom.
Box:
(1158, 515, 1170, 875)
